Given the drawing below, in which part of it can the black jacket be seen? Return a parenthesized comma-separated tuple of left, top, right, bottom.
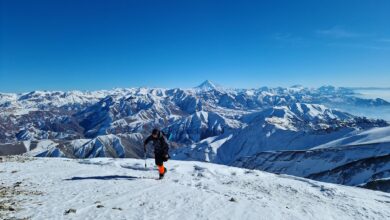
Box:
(144, 132, 169, 155)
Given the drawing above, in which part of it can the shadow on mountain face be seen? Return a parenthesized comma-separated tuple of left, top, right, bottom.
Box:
(0, 142, 27, 156)
(64, 175, 138, 181)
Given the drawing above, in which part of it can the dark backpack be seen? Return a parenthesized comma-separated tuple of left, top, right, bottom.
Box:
(159, 131, 170, 161)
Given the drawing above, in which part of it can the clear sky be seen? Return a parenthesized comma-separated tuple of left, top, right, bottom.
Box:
(1, 0, 390, 92)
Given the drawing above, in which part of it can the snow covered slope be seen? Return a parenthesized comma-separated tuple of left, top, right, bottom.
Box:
(18, 133, 146, 159)
(173, 103, 387, 164)
(313, 126, 390, 149)
(1, 157, 390, 220)
(232, 126, 390, 191)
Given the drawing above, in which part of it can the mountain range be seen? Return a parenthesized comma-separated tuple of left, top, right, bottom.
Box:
(1, 81, 389, 192)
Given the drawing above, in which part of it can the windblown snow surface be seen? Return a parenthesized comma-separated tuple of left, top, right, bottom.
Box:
(1, 157, 390, 220)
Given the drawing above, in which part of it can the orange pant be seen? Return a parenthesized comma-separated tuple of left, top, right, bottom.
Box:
(158, 165, 165, 174)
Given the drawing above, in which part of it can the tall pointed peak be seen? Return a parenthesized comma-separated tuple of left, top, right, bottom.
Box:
(195, 80, 217, 91)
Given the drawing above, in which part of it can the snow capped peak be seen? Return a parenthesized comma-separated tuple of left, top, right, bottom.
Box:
(195, 80, 218, 91)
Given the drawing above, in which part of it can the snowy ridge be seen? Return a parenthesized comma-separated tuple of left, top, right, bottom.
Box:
(232, 127, 390, 191)
(26, 133, 145, 159)
(0, 157, 389, 220)
(174, 103, 387, 165)
(313, 126, 390, 149)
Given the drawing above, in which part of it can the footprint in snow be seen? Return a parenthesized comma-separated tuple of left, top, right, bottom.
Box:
(112, 207, 122, 211)
(64, 208, 76, 215)
(193, 165, 206, 172)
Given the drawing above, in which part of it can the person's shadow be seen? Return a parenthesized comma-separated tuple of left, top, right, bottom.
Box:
(64, 175, 138, 181)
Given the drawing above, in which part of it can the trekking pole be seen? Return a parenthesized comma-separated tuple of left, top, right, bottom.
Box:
(144, 151, 147, 169)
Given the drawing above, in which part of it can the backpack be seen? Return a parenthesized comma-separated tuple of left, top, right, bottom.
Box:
(159, 131, 170, 161)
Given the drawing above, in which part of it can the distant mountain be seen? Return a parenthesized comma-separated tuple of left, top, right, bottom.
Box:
(173, 103, 388, 164)
(194, 80, 219, 91)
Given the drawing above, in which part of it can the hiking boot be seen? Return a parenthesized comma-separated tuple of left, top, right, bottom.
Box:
(159, 168, 167, 179)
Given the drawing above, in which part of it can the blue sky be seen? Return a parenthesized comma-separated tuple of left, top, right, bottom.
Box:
(1, 0, 390, 92)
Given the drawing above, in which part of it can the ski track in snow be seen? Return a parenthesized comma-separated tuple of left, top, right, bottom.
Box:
(1, 157, 390, 220)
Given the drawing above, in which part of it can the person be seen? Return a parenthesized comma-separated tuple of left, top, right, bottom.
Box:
(143, 128, 170, 179)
